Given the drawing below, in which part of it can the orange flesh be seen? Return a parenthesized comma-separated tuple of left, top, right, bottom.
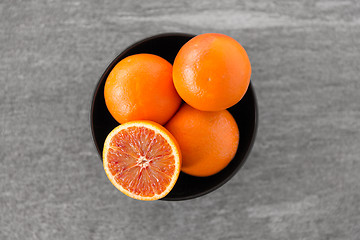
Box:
(106, 126, 176, 197)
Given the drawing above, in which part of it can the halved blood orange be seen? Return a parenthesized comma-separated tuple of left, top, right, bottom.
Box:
(102, 121, 182, 201)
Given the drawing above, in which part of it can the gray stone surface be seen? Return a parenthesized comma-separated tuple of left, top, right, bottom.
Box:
(1, 0, 360, 239)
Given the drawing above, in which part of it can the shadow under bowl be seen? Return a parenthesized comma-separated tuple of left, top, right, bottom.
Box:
(90, 33, 258, 201)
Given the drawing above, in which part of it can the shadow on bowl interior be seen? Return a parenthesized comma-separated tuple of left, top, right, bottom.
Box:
(90, 33, 258, 201)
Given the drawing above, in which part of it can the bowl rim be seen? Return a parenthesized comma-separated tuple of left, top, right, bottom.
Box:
(90, 32, 259, 201)
(165, 85, 258, 201)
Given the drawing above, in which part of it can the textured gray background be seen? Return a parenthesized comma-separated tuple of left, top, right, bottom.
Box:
(1, 0, 360, 239)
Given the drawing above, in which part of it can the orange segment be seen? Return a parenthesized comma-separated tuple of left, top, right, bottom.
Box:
(103, 121, 181, 201)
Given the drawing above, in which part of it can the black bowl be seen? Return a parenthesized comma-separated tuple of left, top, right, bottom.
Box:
(90, 33, 258, 201)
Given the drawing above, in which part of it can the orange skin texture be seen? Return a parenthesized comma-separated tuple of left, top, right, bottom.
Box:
(104, 54, 182, 125)
(173, 33, 251, 111)
(165, 104, 239, 177)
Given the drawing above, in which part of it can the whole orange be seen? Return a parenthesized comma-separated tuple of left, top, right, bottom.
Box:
(104, 54, 182, 125)
(165, 104, 239, 177)
(173, 33, 251, 111)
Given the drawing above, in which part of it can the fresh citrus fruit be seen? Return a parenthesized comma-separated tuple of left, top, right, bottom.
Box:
(165, 104, 239, 177)
(104, 54, 182, 125)
(103, 121, 182, 200)
(173, 33, 251, 111)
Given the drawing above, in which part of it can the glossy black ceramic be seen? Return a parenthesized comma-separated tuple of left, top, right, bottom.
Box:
(90, 33, 258, 201)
